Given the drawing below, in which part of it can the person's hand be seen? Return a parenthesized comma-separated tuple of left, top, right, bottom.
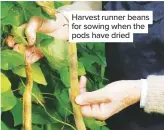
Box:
(23, 11, 68, 63)
(6, 11, 69, 63)
(13, 44, 43, 64)
(25, 13, 69, 46)
(76, 76, 141, 120)
(25, 1, 102, 45)
(6, 35, 43, 64)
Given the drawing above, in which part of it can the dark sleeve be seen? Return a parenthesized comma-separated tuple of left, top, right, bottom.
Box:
(103, 2, 164, 81)
(103, 1, 164, 43)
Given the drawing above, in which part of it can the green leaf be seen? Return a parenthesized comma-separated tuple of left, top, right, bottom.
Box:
(93, 43, 105, 53)
(37, 33, 69, 71)
(32, 105, 51, 124)
(79, 56, 97, 75)
(32, 83, 45, 104)
(35, 1, 56, 19)
(36, 32, 54, 44)
(54, 1, 72, 9)
(59, 62, 85, 86)
(60, 67, 70, 87)
(32, 126, 43, 130)
(86, 78, 94, 91)
(82, 53, 104, 65)
(1, 90, 17, 111)
(11, 100, 51, 125)
(60, 1, 72, 5)
(21, 126, 43, 130)
(51, 123, 74, 130)
(54, 2, 64, 8)
(102, 126, 110, 130)
(1, 121, 9, 130)
(30, 63, 47, 85)
(1, 72, 11, 93)
(78, 61, 86, 76)
(11, 99, 57, 126)
(19, 81, 45, 104)
(58, 89, 70, 105)
(87, 43, 94, 50)
(17, 1, 46, 22)
(1, 49, 24, 70)
(32, 104, 62, 124)
(11, 100, 23, 126)
(1, 2, 14, 19)
(55, 89, 72, 117)
(1, 3, 25, 26)
(84, 117, 106, 130)
(1, 25, 11, 37)
(11, 26, 28, 45)
(12, 63, 47, 85)
(53, 81, 63, 96)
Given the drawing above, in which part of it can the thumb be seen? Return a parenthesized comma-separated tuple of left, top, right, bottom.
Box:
(26, 17, 42, 45)
(26, 26, 37, 46)
(75, 88, 111, 105)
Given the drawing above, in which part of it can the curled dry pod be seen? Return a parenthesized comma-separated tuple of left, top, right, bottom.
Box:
(37, 33, 68, 71)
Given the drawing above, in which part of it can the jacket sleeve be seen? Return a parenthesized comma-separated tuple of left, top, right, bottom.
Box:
(144, 75, 164, 114)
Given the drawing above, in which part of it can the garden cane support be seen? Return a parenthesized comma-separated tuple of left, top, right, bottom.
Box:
(23, 56, 33, 130)
(69, 43, 86, 130)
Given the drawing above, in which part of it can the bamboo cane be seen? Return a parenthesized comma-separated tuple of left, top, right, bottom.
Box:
(23, 56, 33, 130)
(69, 43, 86, 130)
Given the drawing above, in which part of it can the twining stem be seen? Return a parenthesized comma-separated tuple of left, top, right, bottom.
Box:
(23, 56, 33, 130)
(32, 93, 77, 130)
(69, 43, 86, 130)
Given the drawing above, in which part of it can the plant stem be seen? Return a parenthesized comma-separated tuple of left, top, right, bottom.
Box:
(99, 65, 105, 88)
(32, 93, 76, 130)
(69, 43, 86, 130)
(23, 56, 33, 130)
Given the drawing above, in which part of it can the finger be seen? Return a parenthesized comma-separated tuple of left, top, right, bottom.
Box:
(100, 103, 106, 113)
(13, 44, 19, 51)
(81, 104, 108, 120)
(75, 88, 111, 105)
(79, 76, 87, 93)
(25, 27, 37, 46)
(69, 76, 87, 101)
(81, 105, 92, 117)
(25, 47, 43, 64)
(91, 104, 100, 115)
(26, 14, 68, 44)
(28, 53, 42, 64)
(26, 16, 43, 45)
(6, 36, 15, 48)
(91, 104, 108, 120)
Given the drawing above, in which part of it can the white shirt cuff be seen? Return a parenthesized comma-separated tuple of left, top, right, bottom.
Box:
(140, 79, 148, 108)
